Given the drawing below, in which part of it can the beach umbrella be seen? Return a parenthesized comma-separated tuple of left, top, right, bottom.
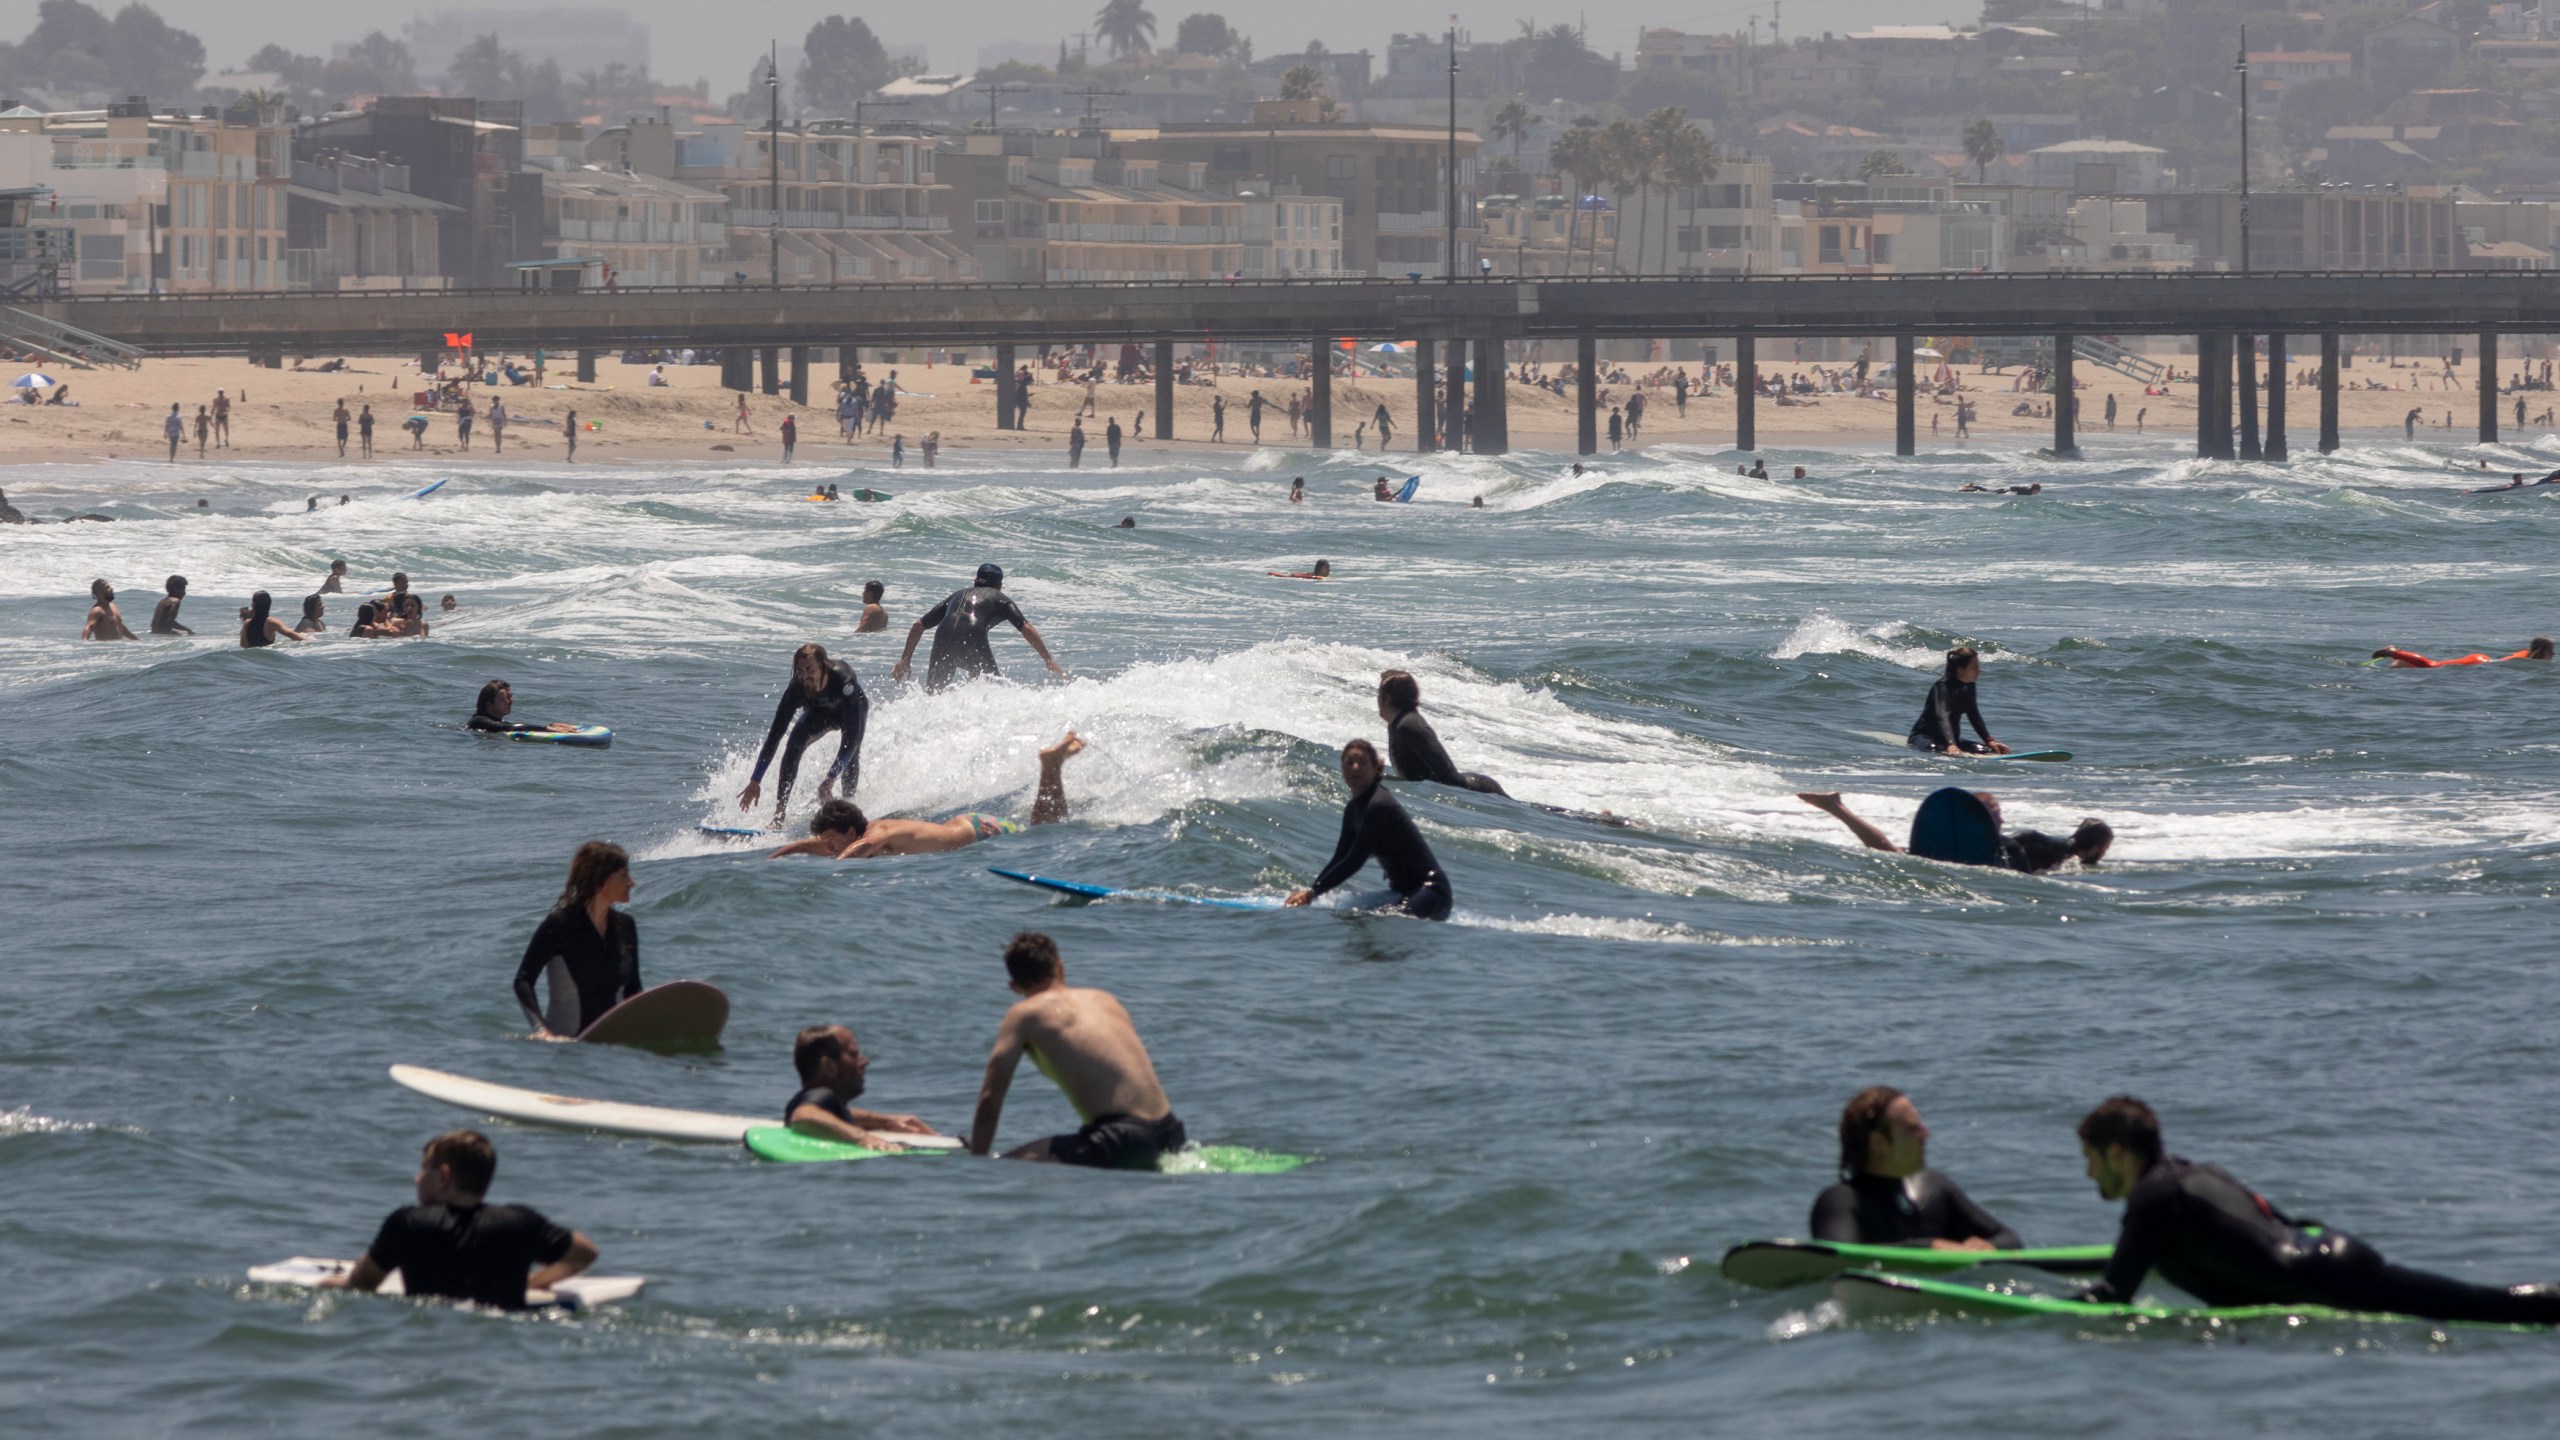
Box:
(1370, 342, 1404, 353)
(12, 372, 57, 388)
(1912, 347, 1945, 359)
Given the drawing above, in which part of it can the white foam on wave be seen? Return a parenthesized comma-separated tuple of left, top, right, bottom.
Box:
(1770, 612, 1990, 670)
(0, 1107, 97, 1137)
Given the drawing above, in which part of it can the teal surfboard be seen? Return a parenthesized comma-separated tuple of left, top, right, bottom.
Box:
(747, 1125, 1306, 1174)
(989, 867, 1284, 910)
(507, 724, 611, 748)
(1719, 1239, 2110, 1290)
(1827, 1268, 2549, 1331)
(1395, 474, 1420, 502)
(744, 1126, 951, 1163)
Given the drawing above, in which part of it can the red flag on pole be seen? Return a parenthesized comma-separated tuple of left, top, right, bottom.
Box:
(444, 331, 473, 349)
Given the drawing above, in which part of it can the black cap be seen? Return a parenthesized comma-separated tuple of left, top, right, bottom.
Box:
(976, 563, 1004, 588)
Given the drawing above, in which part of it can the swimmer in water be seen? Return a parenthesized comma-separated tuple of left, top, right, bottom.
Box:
(440, 594, 458, 612)
(1813, 1086, 2020, 1251)
(784, 1024, 941, 1150)
(467, 679, 579, 734)
(2074, 1096, 2560, 1323)
(238, 591, 310, 647)
(82, 580, 138, 640)
(738, 643, 870, 826)
(298, 593, 326, 634)
(767, 731, 1084, 859)
(1285, 738, 1453, 920)
(1373, 477, 1394, 501)
(149, 575, 195, 635)
(1908, 646, 2010, 754)
(1378, 669, 1506, 795)
(2371, 638, 2554, 667)
(856, 580, 889, 633)
(321, 559, 348, 594)
(1289, 477, 1305, 503)
(967, 931, 1187, 1169)
(513, 841, 640, 1039)
(890, 563, 1064, 692)
(1797, 789, 2112, 873)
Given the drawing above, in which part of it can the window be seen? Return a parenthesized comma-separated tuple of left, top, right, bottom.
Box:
(1707, 225, 1743, 249)
(975, 199, 1005, 223)
(1677, 226, 1702, 253)
(1327, 154, 1356, 179)
(1872, 234, 1894, 264)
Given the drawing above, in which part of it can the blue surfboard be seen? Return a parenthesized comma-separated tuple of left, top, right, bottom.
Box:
(989, 868, 1283, 910)
(696, 824, 766, 838)
(408, 478, 449, 500)
(1395, 475, 1420, 502)
(1906, 787, 2002, 867)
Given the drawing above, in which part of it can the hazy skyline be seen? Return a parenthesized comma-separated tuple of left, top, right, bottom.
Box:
(145, 0, 1962, 91)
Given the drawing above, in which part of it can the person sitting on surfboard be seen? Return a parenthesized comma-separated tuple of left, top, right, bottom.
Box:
(738, 644, 870, 827)
(2075, 1096, 2560, 1323)
(1796, 789, 2112, 874)
(2370, 637, 2553, 667)
(1812, 1086, 2020, 1252)
(320, 1129, 598, 1312)
(766, 733, 1084, 860)
(1379, 670, 1507, 797)
(1285, 738, 1454, 920)
(1909, 646, 2009, 755)
(891, 563, 1065, 693)
(467, 680, 580, 736)
(856, 580, 889, 634)
(513, 842, 641, 1039)
(785, 1024, 944, 1151)
(968, 931, 1187, 1170)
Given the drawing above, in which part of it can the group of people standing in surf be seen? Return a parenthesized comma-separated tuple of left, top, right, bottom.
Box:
(79, 561, 454, 646)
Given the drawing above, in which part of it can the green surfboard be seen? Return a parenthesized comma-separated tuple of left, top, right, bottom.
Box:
(744, 1126, 1307, 1174)
(1719, 1238, 2111, 1290)
(1829, 1268, 2549, 1331)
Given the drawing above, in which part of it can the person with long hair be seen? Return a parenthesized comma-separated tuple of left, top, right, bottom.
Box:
(1377, 669, 1506, 795)
(1909, 645, 2007, 754)
(238, 590, 310, 648)
(511, 841, 640, 1039)
(738, 643, 870, 827)
(297, 592, 326, 634)
(1811, 1086, 2019, 1250)
(468, 679, 578, 735)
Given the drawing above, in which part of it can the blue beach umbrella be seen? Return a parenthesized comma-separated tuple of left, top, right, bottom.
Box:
(12, 372, 58, 388)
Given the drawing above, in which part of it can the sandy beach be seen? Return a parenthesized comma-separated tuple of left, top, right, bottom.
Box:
(0, 351, 2528, 475)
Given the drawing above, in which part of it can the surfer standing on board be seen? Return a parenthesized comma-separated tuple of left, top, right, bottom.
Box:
(321, 1130, 598, 1311)
(1812, 1086, 2020, 1251)
(967, 932, 1188, 1169)
(513, 842, 641, 1039)
(738, 644, 870, 827)
(767, 733, 1084, 859)
(890, 564, 1064, 692)
(1286, 738, 1454, 920)
(784, 1024, 943, 1150)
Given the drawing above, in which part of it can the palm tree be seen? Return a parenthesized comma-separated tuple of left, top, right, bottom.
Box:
(1093, 0, 1158, 59)
(1490, 97, 1543, 160)
(1279, 63, 1326, 101)
(1962, 116, 2004, 184)
(1659, 123, 1718, 273)
(1634, 108, 1698, 275)
(1546, 121, 1598, 277)
(1856, 148, 1908, 182)
(1598, 118, 1644, 275)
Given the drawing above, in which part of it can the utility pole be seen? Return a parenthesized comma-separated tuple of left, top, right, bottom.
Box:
(1446, 16, 1459, 284)
(766, 42, 781, 290)
(975, 81, 1028, 132)
(2234, 25, 2251, 274)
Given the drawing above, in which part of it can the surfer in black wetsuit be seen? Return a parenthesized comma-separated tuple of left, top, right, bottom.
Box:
(512, 841, 641, 1039)
(1378, 669, 1507, 796)
(1797, 790, 2112, 873)
(468, 679, 578, 735)
(2075, 1096, 2560, 1323)
(784, 1023, 942, 1149)
(738, 644, 869, 826)
(1286, 738, 1454, 920)
(320, 1130, 597, 1311)
(891, 564, 1064, 692)
(1909, 646, 2009, 754)
(1811, 1086, 2020, 1250)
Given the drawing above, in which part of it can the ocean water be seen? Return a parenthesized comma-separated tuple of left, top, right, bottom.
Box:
(4, 438, 2558, 1435)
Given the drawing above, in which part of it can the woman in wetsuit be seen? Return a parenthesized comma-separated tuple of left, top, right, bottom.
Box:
(469, 679, 578, 736)
(512, 841, 641, 1039)
(1908, 645, 2009, 754)
(1378, 669, 1507, 796)
(738, 643, 870, 827)
(238, 590, 309, 648)
(1285, 738, 1454, 920)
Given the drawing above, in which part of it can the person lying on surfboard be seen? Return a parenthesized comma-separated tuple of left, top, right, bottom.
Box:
(1797, 790, 2112, 874)
(2370, 637, 2553, 667)
(320, 1129, 598, 1312)
(766, 732, 1083, 860)
(2076, 1095, 2560, 1324)
(1813, 1086, 2020, 1252)
(467, 679, 581, 735)
(968, 931, 1187, 1170)
(785, 1024, 943, 1152)
(1909, 646, 2009, 755)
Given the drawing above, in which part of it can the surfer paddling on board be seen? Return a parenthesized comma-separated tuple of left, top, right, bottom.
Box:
(767, 732, 1084, 859)
(1286, 738, 1454, 920)
(1909, 646, 2009, 755)
(785, 1024, 943, 1151)
(320, 1130, 598, 1311)
(2075, 1096, 2560, 1323)
(1797, 789, 2112, 874)
(890, 563, 1064, 693)
(513, 842, 641, 1040)
(467, 680, 579, 735)
(967, 932, 1187, 1169)
(1379, 669, 1507, 796)
(1813, 1086, 2021, 1251)
(2371, 638, 2553, 667)
(737, 644, 870, 827)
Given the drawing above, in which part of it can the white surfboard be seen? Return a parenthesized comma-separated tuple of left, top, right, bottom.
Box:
(250, 1255, 645, 1311)
(389, 1064, 767, 1144)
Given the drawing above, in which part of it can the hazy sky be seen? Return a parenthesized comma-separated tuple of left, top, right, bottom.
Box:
(144, 0, 1964, 88)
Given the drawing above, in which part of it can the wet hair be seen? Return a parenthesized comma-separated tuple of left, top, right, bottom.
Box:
(1945, 645, 1980, 679)
(1311, 559, 1331, 577)
(1341, 737, 1381, 768)
(1377, 669, 1421, 714)
(475, 679, 511, 718)
(1004, 931, 1062, 989)
(810, 799, 868, 837)
(241, 591, 273, 639)
(329, 559, 347, 574)
(976, 562, 1005, 589)
(793, 642, 830, 689)
(862, 580, 884, 602)
(165, 574, 187, 596)
(2069, 818, 2115, 865)
(355, 602, 379, 629)
(2077, 1095, 2162, 1167)
(299, 593, 323, 625)
(552, 840, 629, 914)
(423, 1129, 498, 1195)
(2530, 637, 2555, 660)
(793, 1024, 852, 1084)
(391, 571, 409, 587)
(1838, 1085, 1905, 1177)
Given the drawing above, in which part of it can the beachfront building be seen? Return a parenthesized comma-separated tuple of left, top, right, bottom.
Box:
(2141, 189, 2470, 270)
(1609, 158, 1780, 275)
(0, 185, 74, 296)
(540, 166, 728, 287)
(0, 99, 293, 294)
(936, 134, 1244, 282)
(2021, 139, 2170, 194)
(1240, 188, 1347, 277)
(1477, 194, 1606, 276)
(297, 97, 547, 286)
(1771, 177, 2009, 275)
(1633, 30, 1745, 80)
(283, 153, 456, 290)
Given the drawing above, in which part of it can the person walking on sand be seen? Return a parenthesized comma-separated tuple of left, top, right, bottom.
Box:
(1105, 417, 1122, 466)
(212, 389, 231, 448)
(162, 403, 182, 461)
(488, 397, 507, 454)
(332, 400, 350, 457)
(781, 413, 797, 463)
(1374, 402, 1393, 450)
(735, 393, 753, 435)
(455, 395, 474, 450)
(563, 410, 578, 462)
(193, 405, 211, 458)
(1211, 395, 1226, 443)
(1248, 389, 1266, 444)
(358, 404, 375, 458)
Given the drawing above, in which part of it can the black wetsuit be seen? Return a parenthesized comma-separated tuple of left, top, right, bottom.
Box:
(750, 660, 869, 809)
(1810, 1169, 2022, 1249)
(363, 1202, 575, 1311)
(467, 712, 540, 734)
(512, 906, 640, 1036)
(2087, 1155, 2560, 1324)
(916, 585, 1031, 691)
(1386, 708, 1508, 796)
(1908, 677, 1993, 753)
(1306, 779, 1453, 920)
(1999, 830, 2077, 874)
(784, 1086, 856, 1125)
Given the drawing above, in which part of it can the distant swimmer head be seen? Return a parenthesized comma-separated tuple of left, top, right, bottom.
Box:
(2530, 637, 2555, 660)
(1339, 736, 1383, 789)
(476, 679, 513, 720)
(793, 1023, 868, 1097)
(391, 571, 409, 590)
(862, 580, 884, 603)
(810, 798, 869, 841)
(1311, 559, 1331, 577)
(553, 840, 632, 914)
(440, 594, 457, 611)
(1837, 1084, 1927, 1180)
(1116, 516, 1135, 528)
(975, 563, 1005, 589)
(299, 593, 324, 626)
(1377, 668, 1421, 718)
(417, 1129, 498, 1204)
(792, 642, 831, 692)
(2076, 1095, 2162, 1200)
(2069, 817, 2114, 866)
(1471, 495, 1484, 508)
(355, 602, 379, 629)
(329, 559, 347, 577)
(1945, 645, 1981, 681)
(1793, 466, 1807, 479)
(165, 574, 187, 597)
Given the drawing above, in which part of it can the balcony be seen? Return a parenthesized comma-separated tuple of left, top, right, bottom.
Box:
(729, 208, 947, 232)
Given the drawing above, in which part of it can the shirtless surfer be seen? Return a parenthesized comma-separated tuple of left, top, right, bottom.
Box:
(767, 731, 1083, 859)
(967, 931, 1187, 1169)
(857, 580, 889, 633)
